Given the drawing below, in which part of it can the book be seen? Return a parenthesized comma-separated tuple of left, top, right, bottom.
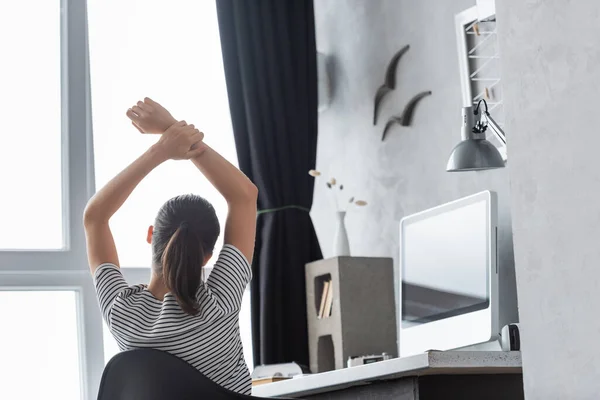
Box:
(251, 376, 291, 386)
(318, 281, 330, 319)
(324, 280, 334, 318)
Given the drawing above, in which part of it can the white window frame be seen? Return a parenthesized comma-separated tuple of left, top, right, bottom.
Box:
(0, 1, 150, 398)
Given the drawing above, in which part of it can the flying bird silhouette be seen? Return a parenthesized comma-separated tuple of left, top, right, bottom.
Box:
(381, 90, 432, 141)
(373, 45, 410, 125)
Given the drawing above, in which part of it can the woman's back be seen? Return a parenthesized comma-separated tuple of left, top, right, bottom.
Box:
(95, 245, 252, 395)
(85, 98, 258, 395)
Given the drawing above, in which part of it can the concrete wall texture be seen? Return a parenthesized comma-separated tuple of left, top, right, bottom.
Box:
(312, 0, 518, 352)
(496, 1, 600, 398)
(314, 0, 600, 397)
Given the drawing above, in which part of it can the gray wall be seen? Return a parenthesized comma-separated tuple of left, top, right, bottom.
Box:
(497, 1, 600, 398)
(312, 0, 518, 330)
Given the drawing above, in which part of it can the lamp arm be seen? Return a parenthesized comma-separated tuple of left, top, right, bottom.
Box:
(484, 113, 506, 145)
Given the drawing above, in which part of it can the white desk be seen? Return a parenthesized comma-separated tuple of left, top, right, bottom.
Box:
(252, 351, 522, 398)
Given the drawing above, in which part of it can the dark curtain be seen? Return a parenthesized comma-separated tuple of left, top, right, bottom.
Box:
(216, 0, 322, 368)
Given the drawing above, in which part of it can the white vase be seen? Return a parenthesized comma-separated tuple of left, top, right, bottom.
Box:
(333, 211, 351, 257)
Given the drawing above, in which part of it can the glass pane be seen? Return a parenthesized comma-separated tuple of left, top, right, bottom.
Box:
(240, 288, 254, 371)
(0, 291, 81, 400)
(88, 0, 236, 267)
(0, 1, 63, 249)
(103, 321, 119, 365)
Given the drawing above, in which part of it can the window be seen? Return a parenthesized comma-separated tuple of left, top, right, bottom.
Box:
(239, 289, 254, 372)
(0, 291, 81, 400)
(88, 0, 236, 268)
(0, 0, 104, 394)
(0, 0, 63, 250)
(89, 0, 254, 372)
(0, 2, 252, 399)
(102, 322, 119, 364)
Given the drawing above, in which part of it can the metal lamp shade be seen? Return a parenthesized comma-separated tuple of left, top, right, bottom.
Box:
(446, 138, 505, 172)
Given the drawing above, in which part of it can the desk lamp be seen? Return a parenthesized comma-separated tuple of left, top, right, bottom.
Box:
(447, 99, 506, 172)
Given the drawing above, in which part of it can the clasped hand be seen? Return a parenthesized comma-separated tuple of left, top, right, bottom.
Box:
(126, 97, 207, 160)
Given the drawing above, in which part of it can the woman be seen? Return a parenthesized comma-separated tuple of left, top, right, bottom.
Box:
(83, 98, 257, 395)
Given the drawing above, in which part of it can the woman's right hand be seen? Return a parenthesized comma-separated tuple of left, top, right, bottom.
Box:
(154, 121, 207, 160)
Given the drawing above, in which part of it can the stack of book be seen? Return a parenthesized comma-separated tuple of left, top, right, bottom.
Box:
(317, 280, 334, 319)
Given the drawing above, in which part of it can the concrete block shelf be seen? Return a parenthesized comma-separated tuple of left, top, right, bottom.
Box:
(305, 257, 397, 373)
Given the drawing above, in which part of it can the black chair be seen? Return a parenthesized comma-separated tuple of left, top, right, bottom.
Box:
(97, 348, 288, 400)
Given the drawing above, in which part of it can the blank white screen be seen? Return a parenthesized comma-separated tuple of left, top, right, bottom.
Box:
(402, 200, 489, 326)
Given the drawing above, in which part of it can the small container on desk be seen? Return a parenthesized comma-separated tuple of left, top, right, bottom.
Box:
(305, 256, 397, 373)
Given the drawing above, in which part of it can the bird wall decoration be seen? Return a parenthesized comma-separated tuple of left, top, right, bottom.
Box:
(373, 46, 432, 141)
(373, 45, 410, 126)
(381, 91, 432, 141)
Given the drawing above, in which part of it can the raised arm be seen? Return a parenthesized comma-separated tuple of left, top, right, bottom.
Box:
(128, 98, 258, 263)
(83, 120, 204, 273)
(190, 146, 258, 263)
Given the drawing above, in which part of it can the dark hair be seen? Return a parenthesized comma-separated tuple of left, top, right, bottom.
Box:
(152, 194, 220, 315)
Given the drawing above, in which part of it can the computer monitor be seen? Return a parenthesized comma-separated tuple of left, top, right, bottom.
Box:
(399, 191, 498, 357)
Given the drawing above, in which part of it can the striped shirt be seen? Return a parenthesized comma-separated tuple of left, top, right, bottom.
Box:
(94, 244, 252, 395)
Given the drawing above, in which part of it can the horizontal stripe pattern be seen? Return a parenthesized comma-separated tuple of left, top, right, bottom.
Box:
(94, 244, 252, 395)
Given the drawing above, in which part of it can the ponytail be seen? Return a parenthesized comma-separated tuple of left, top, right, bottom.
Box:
(161, 223, 204, 315)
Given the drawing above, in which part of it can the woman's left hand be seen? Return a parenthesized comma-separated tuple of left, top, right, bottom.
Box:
(126, 97, 177, 134)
